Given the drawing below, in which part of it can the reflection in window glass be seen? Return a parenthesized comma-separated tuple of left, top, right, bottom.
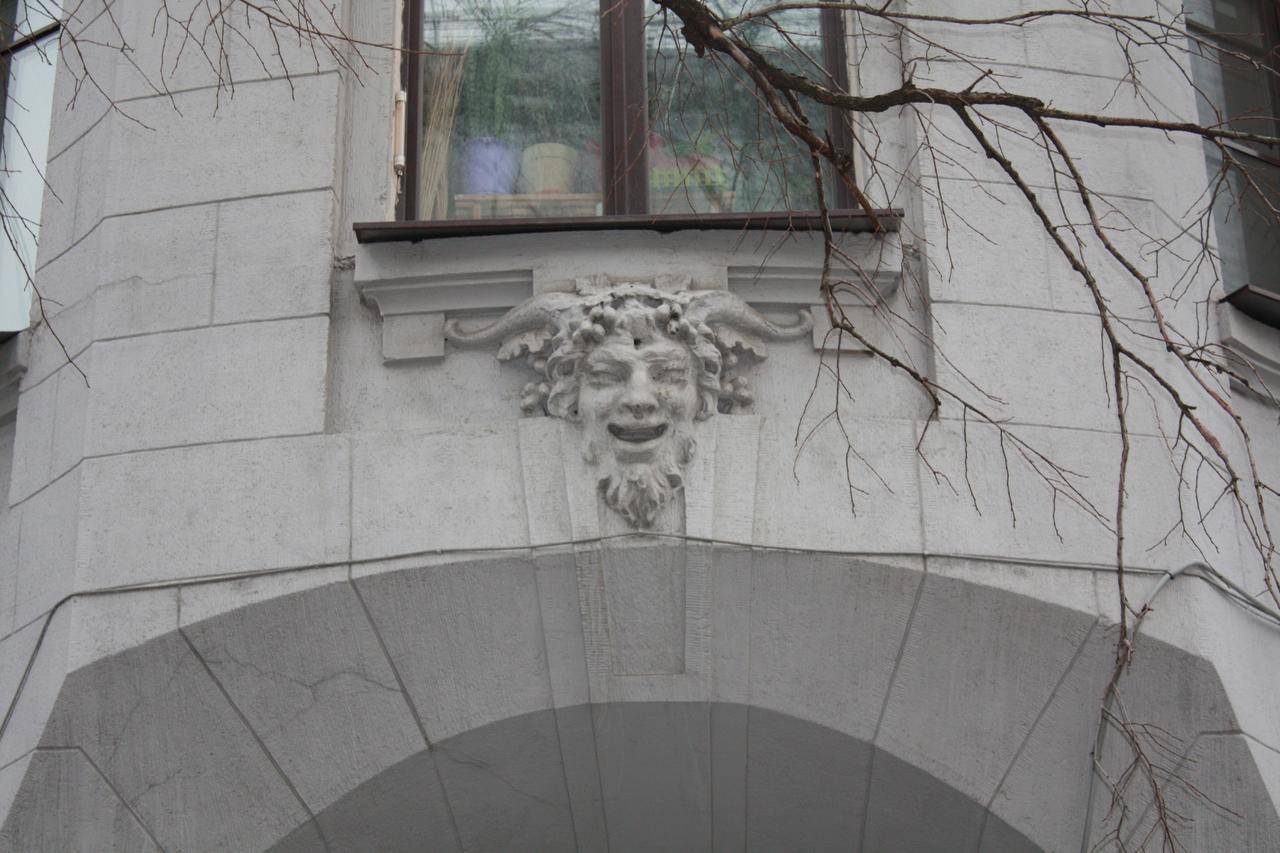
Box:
(0, 29, 59, 331)
(416, 0, 601, 220)
(1187, 0, 1280, 298)
(646, 5, 828, 214)
(1205, 147, 1280, 294)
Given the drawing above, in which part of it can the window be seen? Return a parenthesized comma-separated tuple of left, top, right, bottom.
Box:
(1188, 0, 1280, 326)
(401, 1, 851, 223)
(0, 0, 59, 333)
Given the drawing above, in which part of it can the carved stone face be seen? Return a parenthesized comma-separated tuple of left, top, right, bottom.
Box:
(577, 331, 699, 465)
(443, 278, 814, 528)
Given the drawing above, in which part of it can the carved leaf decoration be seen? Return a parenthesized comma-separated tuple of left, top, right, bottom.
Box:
(497, 329, 554, 362)
(714, 325, 768, 359)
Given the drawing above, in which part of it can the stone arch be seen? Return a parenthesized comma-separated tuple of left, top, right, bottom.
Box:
(1, 541, 1275, 850)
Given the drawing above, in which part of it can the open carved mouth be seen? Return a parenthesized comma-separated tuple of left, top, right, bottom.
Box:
(608, 423, 668, 443)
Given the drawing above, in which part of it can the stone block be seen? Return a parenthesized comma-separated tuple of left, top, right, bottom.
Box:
(350, 427, 528, 560)
(711, 416, 759, 543)
(178, 564, 348, 626)
(94, 203, 219, 301)
(22, 293, 94, 389)
(0, 753, 30, 838)
(107, 0, 232, 101)
(930, 555, 1102, 617)
(1097, 731, 1280, 853)
(1145, 581, 1280, 764)
(752, 416, 923, 553)
(0, 508, 18, 635)
(748, 552, 923, 739)
(94, 275, 213, 341)
(435, 709, 577, 852)
(919, 418, 1236, 573)
(921, 177, 1057, 311)
(45, 32, 113, 162)
(7, 374, 55, 505)
(0, 619, 44, 736)
(15, 466, 80, 626)
(351, 554, 552, 742)
(84, 317, 329, 456)
(65, 590, 179, 673)
(50, 352, 93, 481)
(551, 702, 609, 851)
(182, 580, 426, 813)
(518, 418, 572, 545)
(930, 301, 1116, 432)
(0, 607, 69, 769)
(92, 74, 338, 225)
(531, 550, 588, 707)
(861, 745, 990, 853)
(70, 115, 108, 251)
(600, 539, 685, 675)
(213, 190, 335, 324)
(983, 624, 1113, 853)
(220, 2, 345, 83)
(874, 572, 1097, 804)
(326, 268, 532, 434)
(32, 127, 82, 266)
(76, 435, 350, 587)
(0, 748, 161, 852)
(1174, 734, 1280, 852)
(745, 704, 869, 852)
(269, 751, 460, 853)
(593, 702, 712, 853)
(380, 313, 444, 363)
(710, 702, 748, 853)
(40, 632, 320, 852)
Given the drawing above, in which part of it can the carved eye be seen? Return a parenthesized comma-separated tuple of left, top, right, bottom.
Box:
(588, 368, 624, 384)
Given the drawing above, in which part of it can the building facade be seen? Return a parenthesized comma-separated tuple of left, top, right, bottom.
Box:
(0, 1, 1277, 850)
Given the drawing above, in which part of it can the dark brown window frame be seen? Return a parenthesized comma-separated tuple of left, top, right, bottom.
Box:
(394, 1, 859, 226)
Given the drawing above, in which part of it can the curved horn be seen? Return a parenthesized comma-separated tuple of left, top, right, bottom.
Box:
(684, 290, 813, 339)
(444, 292, 581, 347)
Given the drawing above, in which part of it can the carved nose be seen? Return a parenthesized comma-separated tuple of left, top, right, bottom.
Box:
(622, 397, 658, 418)
(620, 381, 658, 418)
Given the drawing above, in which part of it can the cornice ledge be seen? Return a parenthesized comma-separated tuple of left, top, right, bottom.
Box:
(1217, 301, 1280, 404)
(352, 231, 903, 364)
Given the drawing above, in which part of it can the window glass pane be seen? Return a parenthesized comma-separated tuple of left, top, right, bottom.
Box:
(1205, 145, 1280, 296)
(1187, 0, 1268, 49)
(0, 33, 58, 332)
(416, 0, 601, 220)
(1191, 38, 1279, 139)
(645, 3, 831, 214)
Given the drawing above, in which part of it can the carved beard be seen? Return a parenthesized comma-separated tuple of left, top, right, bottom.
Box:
(586, 431, 696, 528)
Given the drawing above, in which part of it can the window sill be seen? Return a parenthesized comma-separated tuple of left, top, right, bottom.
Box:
(1218, 295, 1280, 404)
(353, 209, 900, 244)
(1223, 285, 1280, 329)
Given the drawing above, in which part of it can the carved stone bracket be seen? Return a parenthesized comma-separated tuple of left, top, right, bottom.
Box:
(355, 268, 534, 363)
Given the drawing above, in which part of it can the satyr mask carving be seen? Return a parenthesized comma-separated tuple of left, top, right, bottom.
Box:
(447, 276, 811, 528)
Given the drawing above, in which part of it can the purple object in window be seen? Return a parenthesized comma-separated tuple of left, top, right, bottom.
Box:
(461, 137, 518, 194)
